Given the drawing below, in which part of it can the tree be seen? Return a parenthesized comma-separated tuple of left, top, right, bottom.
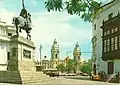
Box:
(56, 64, 65, 73)
(65, 59, 79, 73)
(80, 59, 92, 74)
(45, 0, 116, 22)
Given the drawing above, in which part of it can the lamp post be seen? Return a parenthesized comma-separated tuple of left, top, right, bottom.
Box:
(39, 44, 42, 65)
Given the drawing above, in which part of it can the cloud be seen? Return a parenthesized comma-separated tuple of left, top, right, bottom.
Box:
(0, 7, 17, 25)
(31, 0, 37, 5)
(31, 11, 92, 44)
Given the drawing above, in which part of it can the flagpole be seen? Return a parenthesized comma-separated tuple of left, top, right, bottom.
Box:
(39, 44, 42, 65)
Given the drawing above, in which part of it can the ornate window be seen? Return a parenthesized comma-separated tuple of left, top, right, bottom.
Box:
(104, 40, 106, 52)
(94, 24, 96, 30)
(55, 54, 57, 58)
(7, 52, 10, 60)
(104, 32, 106, 36)
(115, 36, 118, 50)
(108, 13, 113, 20)
(115, 27, 118, 32)
(8, 33, 12, 36)
(1, 42, 4, 49)
(107, 39, 110, 51)
(111, 38, 114, 51)
(111, 29, 114, 33)
(119, 36, 120, 47)
(107, 30, 110, 35)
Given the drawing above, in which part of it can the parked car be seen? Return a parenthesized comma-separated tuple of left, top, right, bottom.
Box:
(65, 73, 76, 76)
(59, 72, 66, 76)
(43, 68, 59, 77)
(82, 73, 88, 76)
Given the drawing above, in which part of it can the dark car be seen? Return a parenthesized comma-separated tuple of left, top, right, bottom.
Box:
(43, 68, 59, 77)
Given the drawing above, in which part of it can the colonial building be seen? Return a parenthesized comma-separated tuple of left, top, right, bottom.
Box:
(92, 0, 120, 75)
(42, 56, 50, 69)
(0, 18, 15, 70)
(101, 12, 120, 74)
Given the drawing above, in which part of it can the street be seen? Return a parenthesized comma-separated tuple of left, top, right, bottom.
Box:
(0, 76, 119, 85)
(36, 76, 119, 85)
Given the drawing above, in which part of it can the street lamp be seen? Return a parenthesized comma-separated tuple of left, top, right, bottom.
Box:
(39, 44, 42, 65)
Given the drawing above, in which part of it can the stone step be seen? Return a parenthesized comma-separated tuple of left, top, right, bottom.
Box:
(0, 71, 53, 84)
(22, 78, 53, 84)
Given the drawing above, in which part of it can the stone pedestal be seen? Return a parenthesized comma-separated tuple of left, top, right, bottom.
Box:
(8, 35, 36, 71)
(0, 36, 52, 84)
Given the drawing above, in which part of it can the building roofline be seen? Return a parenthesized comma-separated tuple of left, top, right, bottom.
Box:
(92, 0, 118, 21)
(100, 0, 117, 9)
(0, 21, 6, 24)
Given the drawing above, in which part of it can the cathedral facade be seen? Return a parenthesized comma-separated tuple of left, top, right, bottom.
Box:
(50, 39, 61, 68)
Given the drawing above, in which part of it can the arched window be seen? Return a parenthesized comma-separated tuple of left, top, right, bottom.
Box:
(55, 54, 57, 58)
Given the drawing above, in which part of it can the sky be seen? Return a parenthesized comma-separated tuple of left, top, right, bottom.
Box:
(0, 0, 96, 61)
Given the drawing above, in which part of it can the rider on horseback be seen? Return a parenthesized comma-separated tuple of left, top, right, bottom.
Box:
(19, 8, 32, 32)
(12, 0, 32, 40)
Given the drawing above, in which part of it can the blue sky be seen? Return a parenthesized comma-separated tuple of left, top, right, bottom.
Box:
(0, 0, 93, 61)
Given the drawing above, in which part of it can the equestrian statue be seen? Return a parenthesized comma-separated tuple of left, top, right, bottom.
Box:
(12, 0, 32, 40)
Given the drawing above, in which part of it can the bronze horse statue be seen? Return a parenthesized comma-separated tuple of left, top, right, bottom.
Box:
(12, 14, 32, 40)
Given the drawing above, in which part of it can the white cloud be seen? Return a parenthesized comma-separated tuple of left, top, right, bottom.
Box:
(0, 7, 17, 25)
(31, 0, 37, 5)
(31, 11, 92, 44)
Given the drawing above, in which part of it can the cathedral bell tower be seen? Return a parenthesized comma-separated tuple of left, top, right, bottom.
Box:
(50, 39, 60, 68)
(73, 42, 81, 61)
(73, 42, 81, 73)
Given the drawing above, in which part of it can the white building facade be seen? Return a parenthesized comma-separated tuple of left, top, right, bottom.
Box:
(92, 0, 120, 75)
(0, 19, 15, 70)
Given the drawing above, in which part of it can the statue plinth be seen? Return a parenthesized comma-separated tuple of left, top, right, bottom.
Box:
(8, 35, 36, 71)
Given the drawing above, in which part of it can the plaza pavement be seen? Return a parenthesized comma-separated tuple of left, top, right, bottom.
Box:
(0, 76, 120, 85)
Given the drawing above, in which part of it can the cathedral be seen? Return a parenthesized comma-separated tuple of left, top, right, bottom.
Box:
(41, 40, 82, 70)
(42, 39, 64, 69)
